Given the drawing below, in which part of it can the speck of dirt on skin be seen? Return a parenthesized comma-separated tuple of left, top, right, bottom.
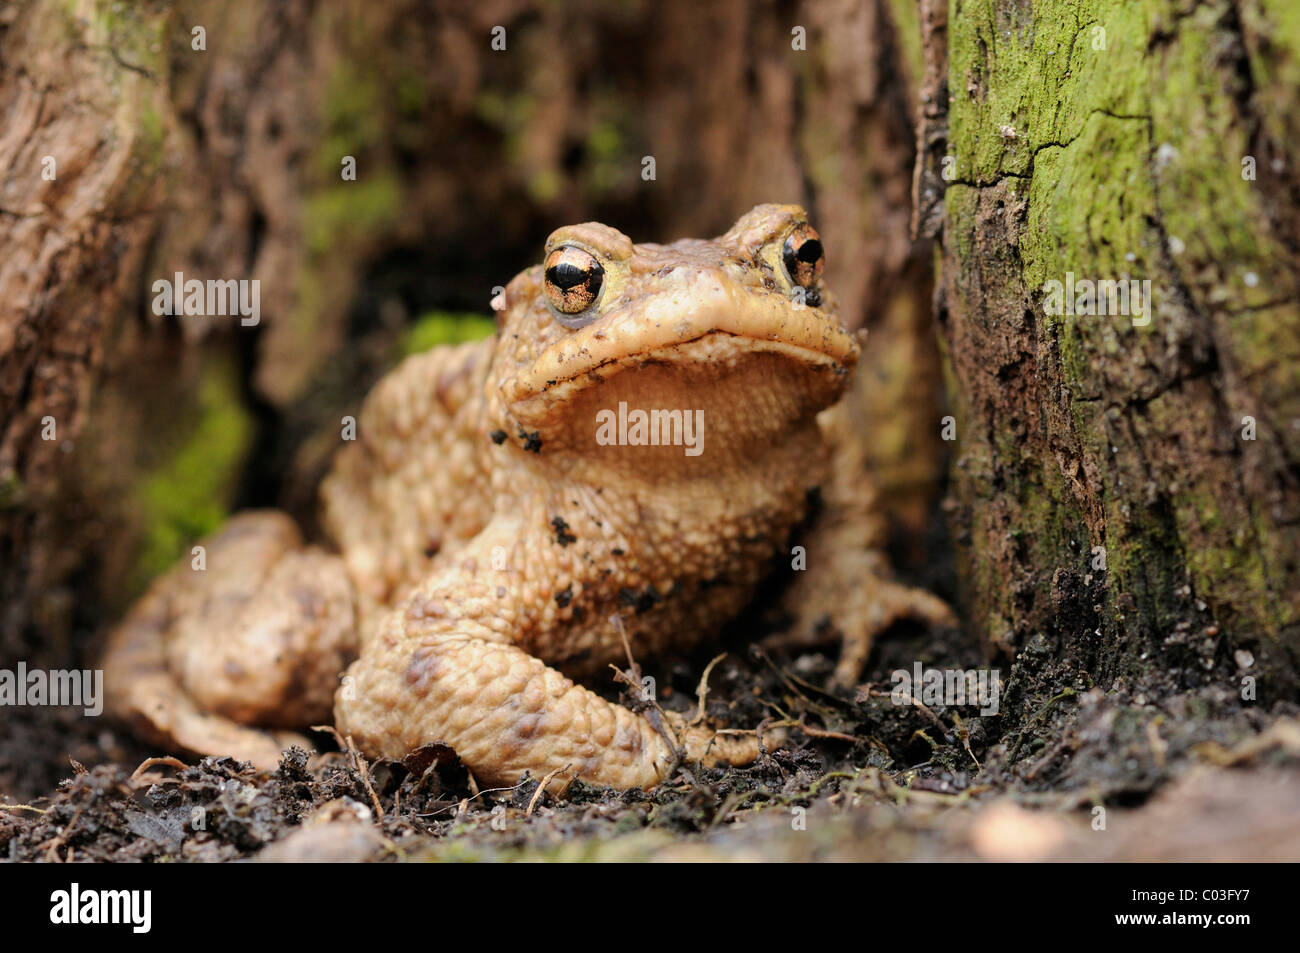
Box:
(617, 584, 661, 614)
(520, 430, 543, 452)
(551, 516, 577, 546)
(490, 429, 507, 445)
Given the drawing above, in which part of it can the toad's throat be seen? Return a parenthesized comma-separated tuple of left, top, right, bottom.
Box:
(594, 401, 705, 457)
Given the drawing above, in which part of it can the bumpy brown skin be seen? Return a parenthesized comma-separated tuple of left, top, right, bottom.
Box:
(104, 204, 945, 789)
(103, 512, 355, 767)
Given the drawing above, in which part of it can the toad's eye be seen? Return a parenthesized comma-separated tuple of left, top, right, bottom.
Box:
(782, 223, 824, 292)
(544, 246, 604, 321)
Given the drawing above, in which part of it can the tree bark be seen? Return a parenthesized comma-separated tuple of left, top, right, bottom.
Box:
(920, 0, 1300, 704)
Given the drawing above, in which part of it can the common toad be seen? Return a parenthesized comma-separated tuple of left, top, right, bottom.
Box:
(104, 205, 952, 789)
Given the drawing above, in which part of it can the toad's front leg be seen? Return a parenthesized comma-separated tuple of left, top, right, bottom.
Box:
(334, 527, 763, 790)
(337, 628, 755, 789)
(769, 400, 956, 688)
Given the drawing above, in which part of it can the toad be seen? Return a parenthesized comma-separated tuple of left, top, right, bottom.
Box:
(104, 204, 952, 789)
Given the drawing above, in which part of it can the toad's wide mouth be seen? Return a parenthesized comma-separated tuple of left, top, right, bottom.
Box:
(501, 330, 856, 465)
(500, 280, 859, 406)
(499, 329, 858, 451)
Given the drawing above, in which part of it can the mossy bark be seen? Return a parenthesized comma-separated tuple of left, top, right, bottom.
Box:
(921, 0, 1300, 702)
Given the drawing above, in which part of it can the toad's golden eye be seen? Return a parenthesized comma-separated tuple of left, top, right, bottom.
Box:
(782, 223, 824, 292)
(544, 246, 604, 320)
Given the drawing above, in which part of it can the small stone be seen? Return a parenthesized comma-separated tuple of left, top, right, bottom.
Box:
(969, 804, 1070, 861)
(1234, 649, 1254, 669)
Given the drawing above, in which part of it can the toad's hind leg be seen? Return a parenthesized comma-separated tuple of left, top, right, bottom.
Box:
(336, 624, 765, 790)
(103, 511, 357, 770)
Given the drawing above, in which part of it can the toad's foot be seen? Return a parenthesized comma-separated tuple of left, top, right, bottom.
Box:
(772, 548, 957, 690)
(781, 394, 957, 689)
(103, 511, 358, 771)
(335, 629, 768, 790)
(827, 570, 956, 689)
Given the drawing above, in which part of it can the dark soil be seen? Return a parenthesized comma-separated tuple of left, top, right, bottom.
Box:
(5, 613, 1297, 862)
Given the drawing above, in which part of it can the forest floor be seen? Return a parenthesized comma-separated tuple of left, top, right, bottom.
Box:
(3, 613, 1298, 862)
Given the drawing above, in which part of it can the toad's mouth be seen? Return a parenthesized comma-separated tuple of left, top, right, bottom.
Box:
(502, 286, 859, 406)
(527, 331, 852, 399)
(501, 328, 858, 455)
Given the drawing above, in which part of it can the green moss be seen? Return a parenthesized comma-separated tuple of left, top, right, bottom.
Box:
(475, 90, 539, 159)
(1177, 494, 1299, 632)
(1022, 112, 1154, 299)
(137, 99, 164, 152)
(402, 312, 496, 356)
(0, 472, 26, 510)
(315, 60, 387, 179)
(526, 168, 563, 204)
(1243, 1, 1300, 148)
(396, 70, 428, 116)
(946, 0, 1149, 184)
(945, 185, 980, 263)
(886, 0, 924, 83)
(584, 114, 634, 195)
(303, 174, 402, 256)
(799, 111, 846, 195)
(944, 0, 1300, 668)
(130, 357, 254, 595)
(587, 119, 622, 160)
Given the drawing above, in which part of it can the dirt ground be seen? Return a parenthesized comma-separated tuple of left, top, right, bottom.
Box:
(4, 608, 1297, 862)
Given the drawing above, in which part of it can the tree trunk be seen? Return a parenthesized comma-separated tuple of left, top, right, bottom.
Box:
(919, 0, 1300, 705)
